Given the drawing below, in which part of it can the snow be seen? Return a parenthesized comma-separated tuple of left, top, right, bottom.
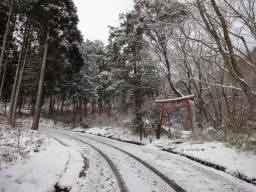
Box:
(1, 117, 256, 192)
(80, 123, 256, 183)
(44, 128, 120, 192)
(74, 125, 143, 143)
(0, 119, 84, 192)
(71, 131, 256, 192)
(173, 141, 256, 179)
(155, 95, 194, 103)
(0, 138, 68, 192)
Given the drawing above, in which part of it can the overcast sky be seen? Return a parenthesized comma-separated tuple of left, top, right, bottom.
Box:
(73, 0, 134, 44)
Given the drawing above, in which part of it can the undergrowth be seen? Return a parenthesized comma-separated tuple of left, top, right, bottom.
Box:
(194, 128, 256, 153)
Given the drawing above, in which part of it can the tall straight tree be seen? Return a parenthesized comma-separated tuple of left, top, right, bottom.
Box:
(31, 0, 83, 130)
(31, 27, 49, 130)
(11, 26, 33, 126)
(0, 0, 14, 81)
(8, 20, 29, 124)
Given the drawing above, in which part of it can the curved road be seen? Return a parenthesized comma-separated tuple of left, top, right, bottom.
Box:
(43, 127, 256, 192)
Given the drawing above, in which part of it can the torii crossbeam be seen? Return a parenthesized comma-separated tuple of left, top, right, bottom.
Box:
(154, 95, 195, 139)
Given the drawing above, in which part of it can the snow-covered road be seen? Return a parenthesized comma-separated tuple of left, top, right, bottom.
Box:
(43, 127, 256, 192)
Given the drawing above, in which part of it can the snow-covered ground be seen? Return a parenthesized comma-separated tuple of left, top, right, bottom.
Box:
(0, 118, 126, 192)
(0, 118, 85, 192)
(50, 128, 256, 192)
(1, 117, 256, 192)
(154, 139, 256, 181)
(74, 123, 256, 184)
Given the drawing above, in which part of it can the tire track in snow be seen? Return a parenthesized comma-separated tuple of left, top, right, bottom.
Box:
(78, 131, 256, 186)
(75, 133, 186, 192)
(45, 134, 72, 192)
(50, 129, 186, 192)
(46, 130, 129, 192)
(74, 132, 256, 192)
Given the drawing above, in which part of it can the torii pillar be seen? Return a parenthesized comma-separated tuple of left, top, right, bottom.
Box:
(155, 95, 195, 139)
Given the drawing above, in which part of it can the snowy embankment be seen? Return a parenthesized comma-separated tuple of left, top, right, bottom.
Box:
(75, 125, 256, 184)
(0, 118, 84, 192)
(153, 139, 256, 184)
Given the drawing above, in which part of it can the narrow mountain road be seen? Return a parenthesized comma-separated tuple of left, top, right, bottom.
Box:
(42, 127, 256, 192)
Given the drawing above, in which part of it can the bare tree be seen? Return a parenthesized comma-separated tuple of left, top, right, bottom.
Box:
(134, 0, 186, 97)
(194, 0, 256, 106)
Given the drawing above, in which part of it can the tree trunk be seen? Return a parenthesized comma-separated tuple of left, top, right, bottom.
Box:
(107, 96, 111, 115)
(134, 87, 143, 141)
(0, 59, 8, 99)
(79, 97, 82, 123)
(52, 97, 57, 124)
(4, 98, 7, 115)
(48, 95, 53, 117)
(0, 0, 14, 80)
(11, 26, 32, 126)
(164, 53, 183, 97)
(84, 100, 88, 119)
(73, 102, 76, 122)
(31, 101, 35, 115)
(99, 98, 102, 115)
(18, 96, 23, 115)
(31, 28, 50, 130)
(155, 36, 183, 98)
(91, 100, 96, 115)
(8, 21, 29, 124)
(60, 99, 64, 116)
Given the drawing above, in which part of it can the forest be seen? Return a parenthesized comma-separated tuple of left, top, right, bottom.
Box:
(0, 0, 256, 149)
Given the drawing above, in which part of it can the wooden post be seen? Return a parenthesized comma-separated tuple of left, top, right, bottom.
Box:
(157, 103, 165, 139)
(186, 100, 194, 134)
(166, 110, 171, 137)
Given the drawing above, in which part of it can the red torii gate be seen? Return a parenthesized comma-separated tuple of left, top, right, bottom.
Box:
(154, 95, 195, 139)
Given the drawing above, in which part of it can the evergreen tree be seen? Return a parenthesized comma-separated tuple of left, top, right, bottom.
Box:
(108, 12, 160, 140)
(24, 0, 84, 130)
(0, 0, 14, 80)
